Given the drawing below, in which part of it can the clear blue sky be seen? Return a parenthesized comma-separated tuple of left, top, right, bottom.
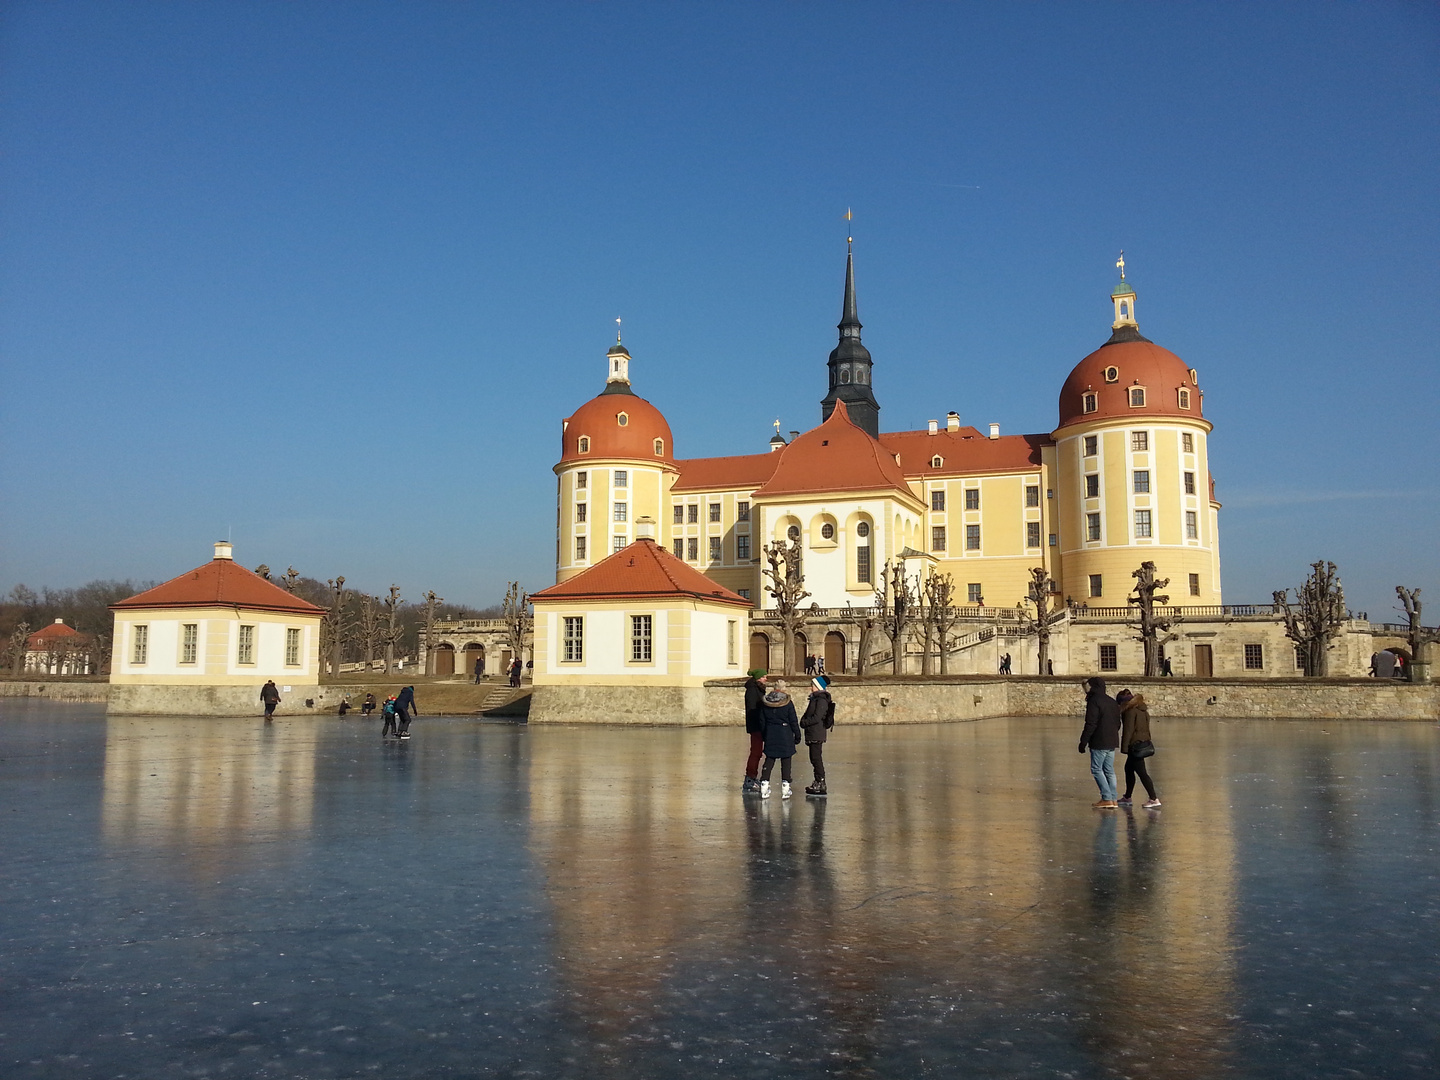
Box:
(2, 2, 1436, 619)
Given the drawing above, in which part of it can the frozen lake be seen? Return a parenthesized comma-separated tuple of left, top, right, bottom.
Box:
(2, 700, 1436, 1078)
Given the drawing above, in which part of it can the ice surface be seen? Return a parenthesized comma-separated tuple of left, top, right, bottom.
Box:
(2, 701, 1436, 1078)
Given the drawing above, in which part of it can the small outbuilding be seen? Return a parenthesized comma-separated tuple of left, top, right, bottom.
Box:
(24, 619, 94, 676)
(108, 542, 324, 715)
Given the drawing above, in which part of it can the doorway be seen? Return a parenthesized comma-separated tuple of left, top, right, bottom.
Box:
(824, 631, 846, 674)
(749, 633, 770, 673)
(1194, 644, 1213, 678)
(462, 643, 485, 678)
(433, 643, 455, 676)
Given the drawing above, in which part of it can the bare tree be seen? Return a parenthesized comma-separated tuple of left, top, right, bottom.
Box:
(7, 622, 29, 676)
(1396, 587, 1439, 684)
(421, 590, 443, 675)
(1277, 561, 1346, 676)
(837, 602, 877, 677)
(1021, 567, 1059, 676)
(761, 537, 811, 675)
(254, 564, 271, 581)
(356, 594, 384, 671)
(382, 585, 403, 674)
(322, 577, 350, 679)
(924, 572, 961, 674)
(281, 567, 300, 593)
(501, 582, 533, 673)
(875, 559, 918, 675)
(1128, 562, 1179, 677)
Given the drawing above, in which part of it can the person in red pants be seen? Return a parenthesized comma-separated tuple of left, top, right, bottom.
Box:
(741, 669, 767, 794)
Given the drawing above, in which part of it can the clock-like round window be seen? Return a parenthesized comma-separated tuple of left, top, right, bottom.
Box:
(617, 412, 629, 427)
(787, 525, 800, 541)
(821, 523, 835, 540)
(1104, 366, 1119, 383)
(856, 522, 870, 538)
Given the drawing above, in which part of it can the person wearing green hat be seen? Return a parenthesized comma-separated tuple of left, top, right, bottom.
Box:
(741, 668, 768, 794)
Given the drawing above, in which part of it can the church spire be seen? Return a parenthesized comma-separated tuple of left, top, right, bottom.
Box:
(820, 225, 880, 437)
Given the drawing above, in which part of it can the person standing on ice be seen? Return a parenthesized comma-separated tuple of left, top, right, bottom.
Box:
(757, 680, 802, 800)
(741, 668, 768, 794)
(799, 675, 835, 797)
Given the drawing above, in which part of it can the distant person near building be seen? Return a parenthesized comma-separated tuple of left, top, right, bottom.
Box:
(395, 685, 418, 738)
(261, 680, 280, 719)
(800, 675, 835, 797)
(509, 659, 523, 687)
(474, 656, 484, 683)
(1116, 689, 1160, 808)
(338, 697, 351, 716)
(361, 693, 377, 716)
(742, 668, 768, 794)
(757, 680, 802, 800)
(1078, 677, 1121, 809)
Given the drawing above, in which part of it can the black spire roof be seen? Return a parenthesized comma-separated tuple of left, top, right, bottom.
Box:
(821, 241, 880, 437)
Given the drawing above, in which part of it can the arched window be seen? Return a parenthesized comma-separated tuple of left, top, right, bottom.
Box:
(931, 455, 943, 468)
(1129, 387, 1146, 407)
(1177, 389, 1191, 410)
(840, 369, 851, 384)
(856, 368, 867, 384)
(787, 525, 800, 542)
(578, 436, 591, 453)
(1083, 393, 1098, 414)
(1120, 302, 1129, 318)
(654, 438, 665, 455)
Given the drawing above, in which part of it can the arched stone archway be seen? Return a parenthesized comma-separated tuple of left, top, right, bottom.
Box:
(793, 631, 808, 674)
(749, 632, 770, 673)
(824, 630, 847, 674)
(462, 642, 485, 678)
(433, 642, 456, 676)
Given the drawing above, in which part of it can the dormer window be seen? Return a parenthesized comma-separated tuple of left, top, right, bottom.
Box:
(578, 436, 591, 453)
(1178, 388, 1191, 409)
(617, 412, 629, 427)
(1129, 387, 1146, 407)
(1083, 392, 1098, 414)
(654, 438, 664, 455)
(1104, 366, 1119, 383)
(1189, 368, 1199, 385)
(930, 455, 943, 468)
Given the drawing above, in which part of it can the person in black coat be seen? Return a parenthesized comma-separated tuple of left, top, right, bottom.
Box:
(799, 675, 835, 797)
(757, 681, 802, 800)
(742, 669, 768, 794)
(1078, 677, 1122, 808)
(394, 685, 418, 738)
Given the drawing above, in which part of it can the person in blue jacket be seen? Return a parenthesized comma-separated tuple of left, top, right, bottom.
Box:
(757, 680, 802, 800)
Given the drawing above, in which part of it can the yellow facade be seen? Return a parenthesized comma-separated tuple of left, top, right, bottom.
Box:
(556, 460, 677, 583)
(110, 605, 322, 686)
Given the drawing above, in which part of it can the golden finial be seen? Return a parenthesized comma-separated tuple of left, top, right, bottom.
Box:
(1116, 250, 1126, 280)
(615, 317, 622, 344)
(773, 418, 781, 434)
(844, 207, 853, 245)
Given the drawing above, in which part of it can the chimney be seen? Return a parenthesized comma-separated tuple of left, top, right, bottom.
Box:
(789, 431, 800, 443)
(635, 516, 656, 541)
(946, 411, 960, 431)
(927, 419, 939, 435)
(54, 617, 64, 625)
(214, 541, 234, 560)
(988, 423, 1000, 440)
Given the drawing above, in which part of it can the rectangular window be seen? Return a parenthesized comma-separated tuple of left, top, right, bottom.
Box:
(932, 526, 947, 551)
(1089, 574, 1103, 598)
(736, 534, 750, 560)
(1178, 389, 1191, 409)
(967, 583, 982, 604)
(1131, 431, 1149, 451)
(575, 502, 587, 523)
(1134, 510, 1152, 538)
(612, 535, 626, 553)
(1084, 435, 1098, 456)
(1026, 485, 1040, 507)
(1185, 511, 1198, 539)
(673, 539, 684, 558)
(965, 489, 980, 510)
(285, 628, 301, 666)
(613, 469, 628, 488)
(131, 624, 148, 665)
(1085, 474, 1099, 498)
(563, 617, 584, 663)
(856, 545, 871, 584)
(181, 623, 198, 665)
(1087, 513, 1101, 541)
(576, 536, 587, 561)
(238, 624, 255, 665)
(930, 490, 945, 511)
(1026, 521, 1041, 548)
(1182, 432, 1194, 453)
(1244, 644, 1264, 670)
(1129, 387, 1146, 407)
(1184, 471, 1196, 495)
(576, 471, 587, 489)
(1048, 532, 1058, 547)
(709, 502, 721, 522)
(687, 537, 698, 561)
(709, 536, 722, 561)
(687, 504, 699, 524)
(630, 615, 653, 662)
(727, 621, 737, 665)
(1133, 470, 1150, 493)
(737, 500, 750, 521)
(1189, 572, 1200, 596)
(1295, 645, 1306, 670)
(965, 524, 980, 550)
(1099, 644, 1118, 671)
(673, 504, 684, 524)
(613, 502, 627, 522)
(738, 588, 750, 601)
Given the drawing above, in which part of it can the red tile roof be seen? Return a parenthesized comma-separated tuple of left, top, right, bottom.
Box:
(532, 538, 751, 607)
(879, 428, 1049, 476)
(111, 558, 325, 615)
(26, 621, 88, 647)
(1057, 338, 1203, 430)
(671, 451, 779, 493)
(752, 400, 917, 501)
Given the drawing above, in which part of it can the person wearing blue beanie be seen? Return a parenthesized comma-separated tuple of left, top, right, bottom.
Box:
(799, 675, 835, 797)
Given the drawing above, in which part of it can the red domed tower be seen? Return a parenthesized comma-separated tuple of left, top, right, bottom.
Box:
(554, 334, 678, 582)
(1052, 259, 1221, 608)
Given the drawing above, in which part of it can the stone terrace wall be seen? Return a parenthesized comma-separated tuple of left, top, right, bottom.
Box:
(0, 680, 110, 703)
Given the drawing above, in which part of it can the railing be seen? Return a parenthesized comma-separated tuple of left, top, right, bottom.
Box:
(431, 619, 509, 632)
(749, 605, 1032, 623)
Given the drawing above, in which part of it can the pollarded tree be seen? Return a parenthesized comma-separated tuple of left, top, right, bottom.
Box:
(1396, 587, 1439, 684)
(6, 621, 29, 676)
(322, 577, 350, 679)
(1128, 561, 1181, 677)
(924, 572, 961, 674)
(762, 537, 811, 676)
(421, 590, 443, 675)
(1021, 566, 1059, 676)
(875, 559, 918, 675)
(382, 585, 403, 674)
(355, 594, 384, 672)
(502, 582, 533, 672)
(1277, 561, 1347, 676)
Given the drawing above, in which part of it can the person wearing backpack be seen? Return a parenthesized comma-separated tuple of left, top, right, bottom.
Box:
(800, 675, 835, 797)
(381, 695, 399, 739)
